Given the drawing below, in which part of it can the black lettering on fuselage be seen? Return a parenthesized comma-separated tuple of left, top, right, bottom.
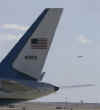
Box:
(25, 56, 37, 60)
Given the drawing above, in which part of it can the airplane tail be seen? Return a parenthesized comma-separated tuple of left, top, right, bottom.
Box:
(1, 8, 63, 81)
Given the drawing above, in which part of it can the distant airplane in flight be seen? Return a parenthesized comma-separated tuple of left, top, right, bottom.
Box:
(0, 8, 94, 105)
(77, 56, 84, 58)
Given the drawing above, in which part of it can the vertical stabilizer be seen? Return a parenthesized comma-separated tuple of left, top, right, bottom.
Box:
(2, 8, 63, 80)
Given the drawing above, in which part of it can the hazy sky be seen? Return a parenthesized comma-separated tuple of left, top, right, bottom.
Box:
(0, 0, 100, 103)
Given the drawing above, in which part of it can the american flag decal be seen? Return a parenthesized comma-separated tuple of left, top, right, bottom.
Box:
(30, 38, 48, 49)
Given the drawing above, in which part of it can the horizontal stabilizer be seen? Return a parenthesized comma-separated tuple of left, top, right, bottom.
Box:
(60, 84, 95, 89)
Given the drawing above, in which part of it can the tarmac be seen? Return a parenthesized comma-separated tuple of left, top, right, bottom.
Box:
(0, 102, 100, 110)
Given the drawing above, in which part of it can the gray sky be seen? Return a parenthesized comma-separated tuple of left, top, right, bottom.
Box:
(0, 0, 100, 102)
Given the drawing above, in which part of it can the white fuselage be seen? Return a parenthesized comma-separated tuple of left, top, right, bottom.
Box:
(0, 80, 59, 100)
